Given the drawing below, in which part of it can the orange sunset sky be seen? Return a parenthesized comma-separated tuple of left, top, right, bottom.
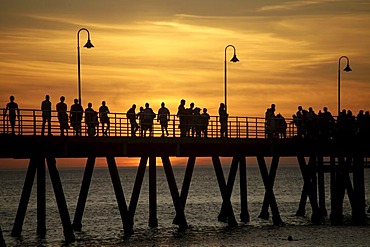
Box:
(0, 1, 370, 167)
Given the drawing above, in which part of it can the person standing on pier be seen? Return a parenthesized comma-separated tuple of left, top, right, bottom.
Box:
(70, 98, 83, 136)
(201, 108, 210, 137)
(219, 103, 228, 138)
(99, 101, 110, 136)
(158, 102, 170, 137)
(265, 103, 276, 138)
(177, 99, 187, 137)
(141, 103, 156, 137)
(186, 102, 195, 137)
(4, 95, 20, 135)
(41, 95, 52, 136)
(85, 102, 98, 136)
(56, 96, 69, 136)
(127, 104, 139, 137)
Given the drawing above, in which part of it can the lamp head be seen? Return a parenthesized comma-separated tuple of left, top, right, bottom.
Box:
(84, 39, 94, 49)
(230, 54, 239, 63)
(344, 64, 352, 72)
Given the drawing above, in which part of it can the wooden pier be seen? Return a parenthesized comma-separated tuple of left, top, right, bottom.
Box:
(0, 133, 369, 243)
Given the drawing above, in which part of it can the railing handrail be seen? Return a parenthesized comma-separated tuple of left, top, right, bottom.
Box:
(1, 107, 359, 139)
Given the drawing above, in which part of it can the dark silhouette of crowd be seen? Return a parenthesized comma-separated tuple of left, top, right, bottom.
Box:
(2, 95, 216, 138)
(291, 105, 370, 140)
(4, 95, 370, 140)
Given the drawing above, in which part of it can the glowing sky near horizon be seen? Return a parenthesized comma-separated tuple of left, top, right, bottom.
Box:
(1, 0, 370, 118)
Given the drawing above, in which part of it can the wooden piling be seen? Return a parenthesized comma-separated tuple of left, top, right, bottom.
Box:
(0, 225, 6, 247)
(37, 157, 46, 237)
(352, 155, 366, 224)
(149, 156, 158, 227)
(239, 156, 249, 223)
(106, 156, 130, 234)
(11, 157, 37, 237)
(296, 155, 323, 223)
(73, 156, 96, 231)
(211, 156, 238, 227)
(317, 156, 327, 216)
(174, 156, 196, 225)
(161, 156, 188, 229)
(256, 156, 283, 226)
(258, 155, 279, 219)
(128, 156, 148, 229)
(329, 156, 342, 225)
(46, 157, 75, 242)
(218, 156, 238, 222)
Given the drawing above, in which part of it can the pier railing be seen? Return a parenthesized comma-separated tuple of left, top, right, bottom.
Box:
(1, 108, 297, 138)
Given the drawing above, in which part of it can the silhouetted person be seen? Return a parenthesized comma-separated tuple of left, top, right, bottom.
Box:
(56, 96, 69, 136)
(219, 103, 228, 138)
(275, 113, 287, 138)
(137, 106, 144, 137)
(127, 104, 139, 137)
(193, 107, 201, 137)
(4, 95, 19, 135)
(295, 105, 304, 138)
(99, 101, 110, 136)
(186, 102, 195, 137)
(141, 103, 156, 137)
(158, 102, 170, 137)
(321, 106, 335, 139)
(265, 103, 276, 138)
(70, 98, 83, 136)
(200, 108, 210, 137)
(177, 99, 187, 137)
(41, 95, 52, 136)
(305, 107, 317, 139)
(85, 102, 98, 136)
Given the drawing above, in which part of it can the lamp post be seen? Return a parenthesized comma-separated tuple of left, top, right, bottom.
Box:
(337, 56, 352, 116)
(224, 45, 239, 113)
(77, 28, 94, 106)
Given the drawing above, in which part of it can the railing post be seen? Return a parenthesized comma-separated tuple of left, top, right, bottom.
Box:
(114, 113, 117, 137)
(33, 110, 36, 136)
(173, 115, 176, 137)
(246, 117, 248, 139)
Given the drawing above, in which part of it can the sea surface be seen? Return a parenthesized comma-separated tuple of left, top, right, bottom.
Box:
(1, 162, 370, 246)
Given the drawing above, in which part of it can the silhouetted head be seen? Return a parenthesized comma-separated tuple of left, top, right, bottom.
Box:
(220, 103, 225, 108)
(271, 104, 275, 109)
(203, 108, 207, 113)
(180, 99, 185, 105)
(190, 102, 194, 108)
(10, 95, 15, 101)
(309, 107, 313, 112)
(323, 107, 328, 112)
(161, 102, 165, 107)
(102, 101, 106, 106)
(145, 103, 149, 108)
(140, 106, 143, 111)
(298, 105, 302, 111)
(74, 98, 79, 104)
(132, 104, 136, 109)
(88, 102, 92, 108)
(60, 96, 65, 102)
(45, 95, 50, 101)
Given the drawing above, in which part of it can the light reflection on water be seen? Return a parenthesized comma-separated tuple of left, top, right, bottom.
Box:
(1, 165, 369, 246)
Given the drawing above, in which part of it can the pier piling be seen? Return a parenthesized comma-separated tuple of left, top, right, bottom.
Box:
(73, 156, 96, 231)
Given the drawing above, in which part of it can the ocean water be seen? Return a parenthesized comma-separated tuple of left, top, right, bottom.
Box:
(1, 162, 370, 246)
